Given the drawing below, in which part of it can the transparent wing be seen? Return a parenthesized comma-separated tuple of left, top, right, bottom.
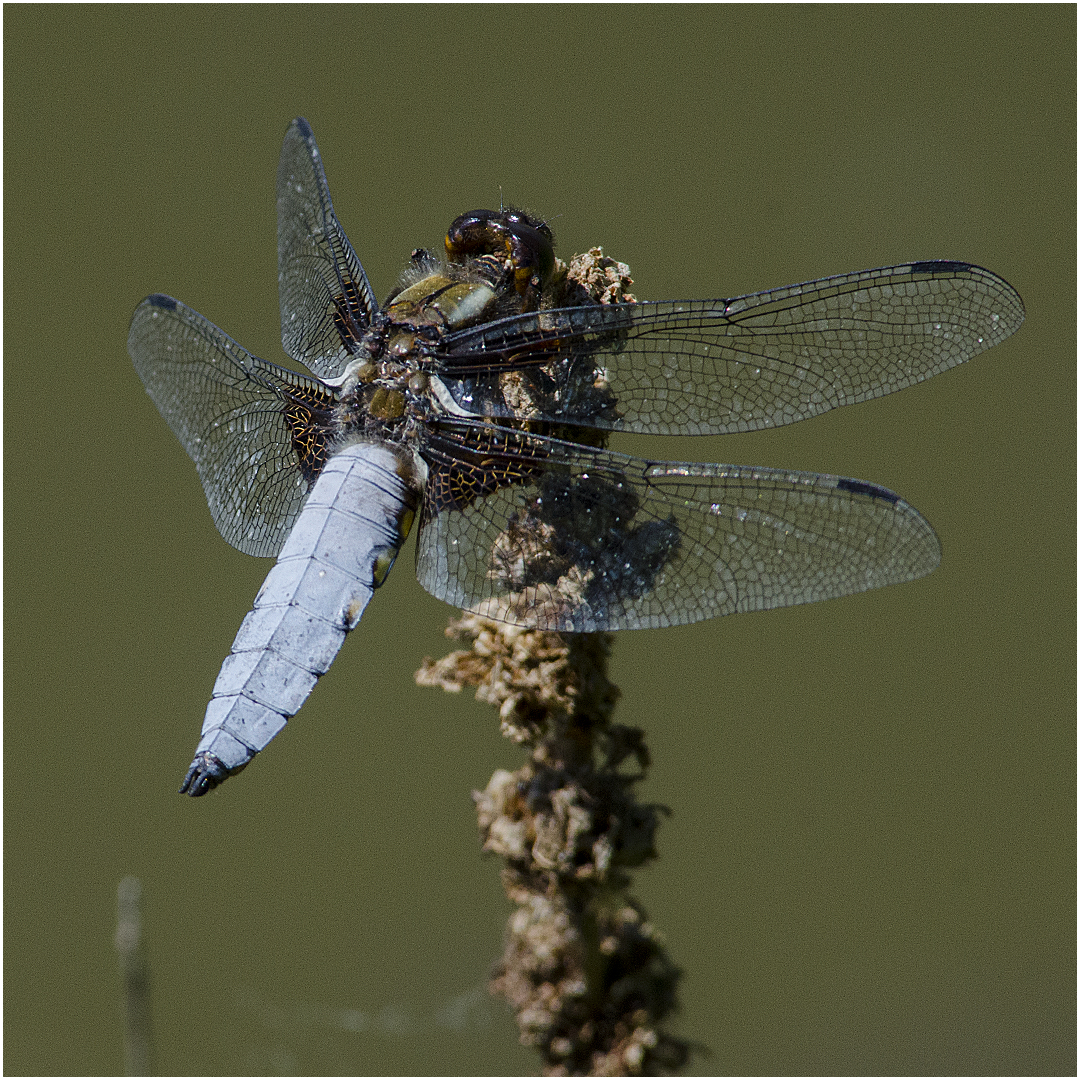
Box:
(433, 261, 1025, 435)
(277, 117, 378, 379)
(128, 294, 337, 556)
(414, 423, 940, 632)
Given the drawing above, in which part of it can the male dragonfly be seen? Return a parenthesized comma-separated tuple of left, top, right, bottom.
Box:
(129, 118, 1024, 795)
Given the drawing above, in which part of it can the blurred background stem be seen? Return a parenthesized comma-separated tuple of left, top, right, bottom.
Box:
(114, 876, 154, 1076)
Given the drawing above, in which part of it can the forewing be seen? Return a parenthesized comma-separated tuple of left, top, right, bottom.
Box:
(415, 424, 940, 632)
(434, 261, 1024, 435)
(277, 117, 377, 379)
(128, 294, 336, 556)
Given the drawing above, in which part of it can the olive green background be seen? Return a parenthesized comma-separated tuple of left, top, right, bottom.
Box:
(5, 6, 1074, 1075)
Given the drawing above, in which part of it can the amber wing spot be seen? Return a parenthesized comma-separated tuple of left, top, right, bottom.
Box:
(422, 425, 550, 517)
(281, 384, 336, 486)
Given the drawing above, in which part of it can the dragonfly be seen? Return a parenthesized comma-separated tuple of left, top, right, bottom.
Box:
(129, 117, 1024, 796)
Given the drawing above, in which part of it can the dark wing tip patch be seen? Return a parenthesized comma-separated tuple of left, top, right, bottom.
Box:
(836, 476, 901, 505)
(907, 260, 973, 275)
(146, 293, 178, 310)
(293, 116, 314, 139)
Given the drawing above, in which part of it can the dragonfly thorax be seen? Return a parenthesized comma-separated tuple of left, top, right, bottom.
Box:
(387, 274, 498, 333)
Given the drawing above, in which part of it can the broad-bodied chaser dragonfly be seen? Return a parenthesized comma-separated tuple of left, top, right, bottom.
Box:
(129, 118, 1024, 796)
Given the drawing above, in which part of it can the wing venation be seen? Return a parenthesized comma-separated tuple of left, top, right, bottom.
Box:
(277, 117, 378, 379)
(128, 294, 335, 556)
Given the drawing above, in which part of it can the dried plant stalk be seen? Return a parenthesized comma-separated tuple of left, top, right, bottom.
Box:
(416, 250, 693, 1075)
(417, 618, 690, 1075)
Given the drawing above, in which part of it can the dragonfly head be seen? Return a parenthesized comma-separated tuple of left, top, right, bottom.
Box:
(445, 208, 555, 311)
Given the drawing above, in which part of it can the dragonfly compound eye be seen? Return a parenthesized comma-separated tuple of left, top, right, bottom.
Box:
(445, 208, 555, 307)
